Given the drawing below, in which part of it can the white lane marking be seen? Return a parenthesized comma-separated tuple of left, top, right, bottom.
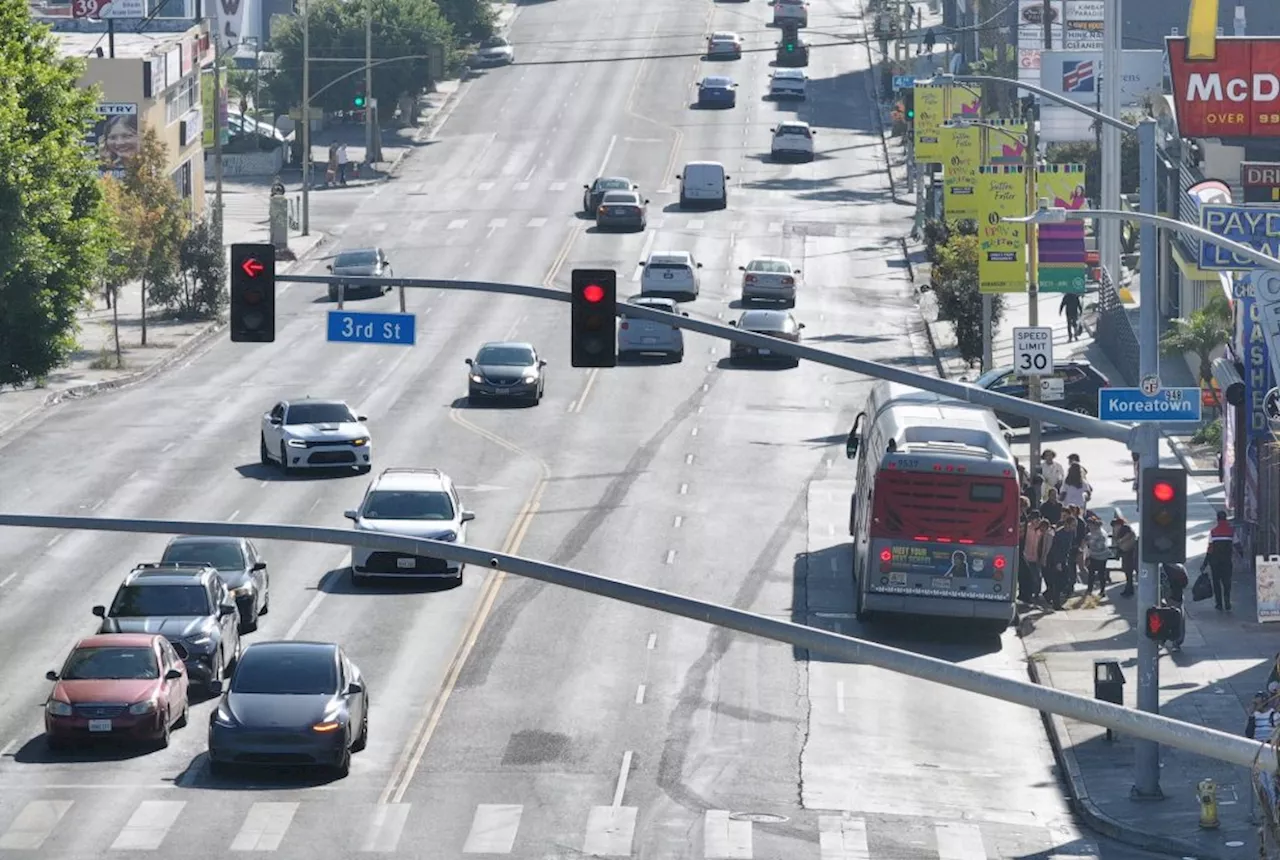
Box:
(110, 800, 186, 850)
(227, 510, 240, 522)
(730, 220, 745, 230)
(936, 822, 987, 860)
(161, 442, 175, 453)
(679, 483, 688, 495)
(583, 806, 637, 857)
(704, 809, 753, 859)
(687, 219, 705, 230)
(0, 801, 73, 850)
(673, 516, 683, 529)
(362, 803, 411, 852)
(549, 181, 567, 191)
(0, 572, 16, 589)
(612, 751, 633, 807)
(448, 219, 468, 230)
(828, 524, 835, 537)
(836, 681, 846, 714)
(634, 684, 646, 704)
(768, 222, 783, 233)
(514, 181, 530, 191)
(691, 427, 699, 437)
(819, 816, 869, 860)
(665, 550, 676, 565)
(0, 739, 16, 756)
(230, 801, 299, 851)
(596, 134, 618, 177)
(91, 499, 105, 511)
(647, 633, 657, 650)
(46, 535, 62, 548)
(823, 399, 831, 408)
(685, 454, 695, 465)
(477, 181, 495, 191)
(285, 589, 329, 641)
(633, 230, 658, 281)
(702, 383, 709, 392)
(697, 406, 705, 414)
(527, 217, 547, 228)
(463, 804, 523, 854)
(488, 218, 508, 229)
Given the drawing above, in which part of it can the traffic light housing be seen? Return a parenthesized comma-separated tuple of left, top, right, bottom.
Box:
(230, 243, 276, 343)
(570, 268, 617, 368)
(353, 90, 366, 109)
(1140, 467, 1187, 563)
(902, 89, 915, 120)
(1144, 606, 1183, 643)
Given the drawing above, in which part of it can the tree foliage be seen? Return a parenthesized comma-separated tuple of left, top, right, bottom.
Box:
(0, 1, 111, 388)
(267, 0, 458, 116)
(149, 219, 225, 320)
(930, 233, 1005, 367)
(1045, 134, 1140, 203)
(1160, 292, 1232, 407)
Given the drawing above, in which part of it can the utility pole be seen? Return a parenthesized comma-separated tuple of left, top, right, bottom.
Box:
(211, 31, 225, 242)
(301, 0, 311, 236)
(1133, 116, 1163, 800)
(1100, 0, 1121, 294)
(1025, 118, 1043, 505)
(365, 0, 374, 165)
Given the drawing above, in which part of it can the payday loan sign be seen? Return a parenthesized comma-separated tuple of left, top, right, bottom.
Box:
(1198, 204, 1280, 270)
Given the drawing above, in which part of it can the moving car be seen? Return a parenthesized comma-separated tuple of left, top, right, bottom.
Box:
(728, 309, 806, 365)
(93, 564, 241, 689)
(677, 162, 729, 209)
(161, 536, 270, 634)
(770, 121, 816, 161)
(706, 32, 743, 58)
(739, 257, 801, 305)
(775, 35, 810, 67)
(260, 398, 372, 474)
(768, 68, 807, 100)
(595, 190, 648, 231)
(773, 0, 808, 27)
(344, 468, 476, 585)
(469, 35, 514, 67)
(697, 76, 738, 108)
(325, 247, 393, 302)
(965, 360, 1112, 427)
(583, 176, 638, 214)
(639, 251, 702, 302)
(44, 634, 189, 750)
(465, 341, 546, 404)
(618, 295, 687, 361)
(207, 641, 368, 778)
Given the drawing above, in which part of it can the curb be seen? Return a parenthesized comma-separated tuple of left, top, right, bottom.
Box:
(1166, 433, 1219, 477)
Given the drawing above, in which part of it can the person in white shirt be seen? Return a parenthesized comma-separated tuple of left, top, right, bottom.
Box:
(1040, 450, 1065, 496)
(1060, 462, 1092, 510)
(336, 143, 349, 184)
(1248, 692, 1279, 741)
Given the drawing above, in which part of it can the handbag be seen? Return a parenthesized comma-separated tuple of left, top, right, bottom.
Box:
(1192, 571, 1214, 602)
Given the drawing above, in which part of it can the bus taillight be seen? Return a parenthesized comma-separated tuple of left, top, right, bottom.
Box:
(879, 549, 892, 562)
(993, 556, 1007, 570)
(958, 539, 975, 544)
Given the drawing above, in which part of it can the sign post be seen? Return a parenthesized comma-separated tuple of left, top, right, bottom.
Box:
(1013, 326, 1054, 376)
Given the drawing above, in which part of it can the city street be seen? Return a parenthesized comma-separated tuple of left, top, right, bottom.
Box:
(0, 0, 1189, 857)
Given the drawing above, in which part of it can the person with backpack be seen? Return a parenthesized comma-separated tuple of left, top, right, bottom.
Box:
(1112, 516, 1138, 597)
(1248, 692, 1279, 742)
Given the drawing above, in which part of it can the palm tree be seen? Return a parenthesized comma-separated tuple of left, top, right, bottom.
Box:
(1159, 293, 1233, 410)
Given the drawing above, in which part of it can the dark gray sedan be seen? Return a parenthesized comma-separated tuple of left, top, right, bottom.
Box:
(161, 536, 270, 634)
(583, 176, 638, 214)
(326, 247, 393, 301)
(207, 641, 368, 778)
(595, 190, 648, 231)
(728, 309, 805, 366)
(466, 341, 546, 405)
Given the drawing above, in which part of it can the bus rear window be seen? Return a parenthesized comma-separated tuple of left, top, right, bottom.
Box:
(969, 483, 1004, 503)
(870, 471, 1017, 542)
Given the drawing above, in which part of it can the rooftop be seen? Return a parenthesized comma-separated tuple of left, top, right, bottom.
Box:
(54, 29, 178, 59)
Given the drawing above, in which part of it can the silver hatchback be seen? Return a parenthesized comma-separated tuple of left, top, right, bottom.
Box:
(618, 296, 686, 361)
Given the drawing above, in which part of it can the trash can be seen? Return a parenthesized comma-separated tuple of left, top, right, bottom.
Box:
(1094, 659, 1125, 741)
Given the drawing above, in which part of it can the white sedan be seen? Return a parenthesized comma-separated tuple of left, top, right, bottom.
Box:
(769, 68, 807, 99)
(260, 398, 373, 474)
(770, 120, 815, 161)
(706, 32, 743, 58)
(739, 257, 801, 305)
(469, 36, 514, 67)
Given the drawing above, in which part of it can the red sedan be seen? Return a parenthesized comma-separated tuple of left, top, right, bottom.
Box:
(45, 633, 190, 750)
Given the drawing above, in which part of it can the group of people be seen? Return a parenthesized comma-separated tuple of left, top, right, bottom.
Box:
(324, 143, 351, 187)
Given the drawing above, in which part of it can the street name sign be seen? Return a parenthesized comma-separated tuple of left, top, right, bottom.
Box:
(327, 311, 416, 346)
(1013, 326, 1053, 376)
(1098, 387, 1203, 422)
(893, 75, 917, 90)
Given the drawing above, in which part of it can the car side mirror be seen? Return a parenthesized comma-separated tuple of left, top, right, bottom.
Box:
(958, 375, 971, 383)
(725, 175, 731, 180)
(798, 323, 806, 329)
(794, 270, 801, 275)
(539, 360, 547, 367)
(675, 174, 682, 179)
(644, 199, 651, 204)
(344, 509, 359, 521)
(252, 561, 267, 572)
(208, 680, 224, 696)
(682, 312, 690, 317)
(326, 264, 333, 272)
(219, 604, 237, 618)
(583, 184, 590, 189)
(92, 605, 106, 618)
(164, 668, 183, 681)
(695, 263, 703, 268)
(846, 436, 860, 460)
(347, 682, 364, 695)
(461, 511, 476, 523)
(46, 670, 58, 682)
(465, 357, 473, 365)
(357, 414, 368, 422)
(269, 416, 282, 425)
(728, 320, 737, 327)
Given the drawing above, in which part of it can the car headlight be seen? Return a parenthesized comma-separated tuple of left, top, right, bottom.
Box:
(129, 699, 157, 715)
(286, 438, 307, 448)
(46, 700, 72, 717)
(186, 634, 214, 649)
(311, 720, 343, 733)
(522, 372, 538, 381)
(228, 585, 253, 599)
(213, 705, 236, 727)
(469, 374, 484, 383)
(350, 437, 369, 447)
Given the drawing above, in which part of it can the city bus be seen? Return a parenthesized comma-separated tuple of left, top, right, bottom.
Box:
(845, 382, 1021, 633)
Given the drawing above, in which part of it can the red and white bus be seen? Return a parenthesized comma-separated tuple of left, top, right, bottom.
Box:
(845, 382, 1021, 633)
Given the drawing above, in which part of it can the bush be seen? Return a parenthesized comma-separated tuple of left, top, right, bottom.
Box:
(931, 234, 1003, 366)
(148, 220, 225, 320)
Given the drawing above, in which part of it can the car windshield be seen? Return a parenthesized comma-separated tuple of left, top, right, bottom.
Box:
(231, 650, 338, 696)
(110, 584, 211, 618)
(476, 346, 535, 365)
(629, 298, 677, 311)
(162, 540, 245, 571)
(972, 368, 1011, 388)
(647, 262, 691, 271)
(741, 311, 789, 330)
(62, 646, 159, 681)
(334, 251, 378, 268)
(362, 490, 456, 521)
(482, 36, 509, 48)
(703, 78, 732, 88)
(597, 178, 630, 191)
(748, 260, 791, 273)
(286, 403, 354, 425)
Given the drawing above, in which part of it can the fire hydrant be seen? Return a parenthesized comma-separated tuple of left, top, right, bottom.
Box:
(1198, 778, 1220, 829)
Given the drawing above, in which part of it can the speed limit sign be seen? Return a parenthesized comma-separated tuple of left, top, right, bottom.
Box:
(1013, 326, 1054, 376)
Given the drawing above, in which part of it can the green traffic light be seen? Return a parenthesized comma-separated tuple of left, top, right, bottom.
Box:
(354, 95, 366, 108)
(906, 109, 914, 119)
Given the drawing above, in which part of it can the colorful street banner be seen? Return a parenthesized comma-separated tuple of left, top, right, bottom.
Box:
(977, 165, 1028, 294)
(1035, 163, 1089, 293)
(941, 124, 981, 221)
(914, 83, 981, 164)
(983, 120, 1028, 165)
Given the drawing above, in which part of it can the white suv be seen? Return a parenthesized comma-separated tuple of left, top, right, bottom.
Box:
(769, 69, 807, 100)
(639, 251, 702, 301)
(343, 468, 475, 585)
(771, 121, 815, 161)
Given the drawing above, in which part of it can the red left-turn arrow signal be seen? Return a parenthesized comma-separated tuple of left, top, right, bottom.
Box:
(241, 258, 265, 278)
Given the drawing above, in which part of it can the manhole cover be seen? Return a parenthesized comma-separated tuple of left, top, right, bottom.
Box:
(729, 812, 789, 823)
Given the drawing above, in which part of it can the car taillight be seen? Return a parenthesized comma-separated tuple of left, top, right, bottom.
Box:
(744, 275, 756, 283)
(598, 206, 606, 215)
(620, 321, 629, 330)
(782, 277, 794, 285)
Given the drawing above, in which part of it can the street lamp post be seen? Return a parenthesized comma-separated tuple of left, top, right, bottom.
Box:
(301, 0, 312, 236)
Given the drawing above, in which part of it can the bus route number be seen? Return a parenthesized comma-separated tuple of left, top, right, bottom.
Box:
(1013, 326, 1053, 377)
(893, 459, 920, 469)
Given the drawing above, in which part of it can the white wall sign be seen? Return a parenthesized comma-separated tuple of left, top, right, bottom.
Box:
(1257, 555, 1280, 623)
(99, 0, 145, 18)
(1014, 326, 1055, 376)
(1041, 377, 1065, 401)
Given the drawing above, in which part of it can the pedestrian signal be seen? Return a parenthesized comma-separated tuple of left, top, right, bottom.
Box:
(1144, 606, 1182, 643)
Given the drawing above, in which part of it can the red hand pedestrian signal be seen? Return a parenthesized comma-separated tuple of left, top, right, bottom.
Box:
(241, 257, 265, 278)
(582, 284, 605, 303)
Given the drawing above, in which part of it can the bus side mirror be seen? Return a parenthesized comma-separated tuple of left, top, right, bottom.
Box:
(846, 436, 859, 460)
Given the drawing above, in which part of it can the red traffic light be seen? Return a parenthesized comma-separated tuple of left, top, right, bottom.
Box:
(240, 258, 265, 278)
(582, 284, 605, 303)
(1151, 481, 1176, 503)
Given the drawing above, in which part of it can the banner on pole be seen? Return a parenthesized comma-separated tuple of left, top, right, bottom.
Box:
(914, 83, 980, 164)
(942, 124, 981, 222)
(977, 165, 1029, 294)
(1035, 163, 1089, 293)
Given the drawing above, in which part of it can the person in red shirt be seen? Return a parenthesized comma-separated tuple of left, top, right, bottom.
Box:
(1205, 511, 1235, 611)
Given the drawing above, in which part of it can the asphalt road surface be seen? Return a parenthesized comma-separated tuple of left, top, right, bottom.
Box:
(0, 0, 1184, 857)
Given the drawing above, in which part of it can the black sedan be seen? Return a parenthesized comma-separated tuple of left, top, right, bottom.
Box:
(207, 641, 368, 778)
(466, 341, 546, 405)
(595, 190, 648, 231)
(728, 309, 805, 366)
(583, 176, 638, 214)
(161, 536, 270, 634)
(966, 360, 1111, 427)
(775, 38, 810, 67)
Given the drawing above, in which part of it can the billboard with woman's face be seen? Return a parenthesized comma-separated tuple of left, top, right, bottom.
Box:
(92, 103, 139, 177)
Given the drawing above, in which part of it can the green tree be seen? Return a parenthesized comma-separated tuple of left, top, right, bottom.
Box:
(117, 126, 187, 346)
(433, 0, 493, 40)
(149, 219, 225, 320)
(267, 0, 456, 116)
(0, 0, 112, 389)
(1045, 134, 1140, 202)
(1160, 292, 1233, 409)
(97, 177, 140, 368)
(931, 234, 1005, 366)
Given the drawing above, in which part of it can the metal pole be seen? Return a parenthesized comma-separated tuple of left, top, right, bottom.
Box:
(364, 0, 373, 165)
(1041, 0, 1051, 49)
(300, 0, 311, 236)
(982, 295, 993, 371)
(1100, 0, 1121, 289)
(107, 18, 115, 57)
(1026, 119, 1043, 505)
(211, 34, 225, 242)
(1133, 116, 1163, 800)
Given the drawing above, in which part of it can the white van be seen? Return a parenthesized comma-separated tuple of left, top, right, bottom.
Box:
(677, 161, 729, 209)
(639, 251, 702, 301)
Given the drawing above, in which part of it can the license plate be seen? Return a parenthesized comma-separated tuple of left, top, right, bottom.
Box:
(663, 272, 674, 279)
(611, 208, 627, 215)
(494, 387, 510, 395)
(888, 572, 907, 584)
(932, 577, 952, 589)
(88, 719, 112, 732)
(759, 349, 771, 355)
(642, 337, 657, 344)
(396, 558, 416, 569)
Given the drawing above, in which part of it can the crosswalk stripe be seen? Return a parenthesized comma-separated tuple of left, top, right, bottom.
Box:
(819, 816, 869, 860)
(514, 181, 530, 191)
(730, 220, 745, 231)
(463, 804, 523, 854)
(230, 802, 299, 851)
(687, 219, 705, 230)
(527, 217, 547, 228)
(109, 800, 186, 851)
(549, 182, 567, 191)
(582, 806, 636, 857)
(488, 218, 508, 229)
(935, 822, 987, 860)
(361, 804, 410, 852)
(704, 810, 752, 859)
(477, 181, 495, 191)
(0, 800, 72, 850)
(448, 219, 468, 230)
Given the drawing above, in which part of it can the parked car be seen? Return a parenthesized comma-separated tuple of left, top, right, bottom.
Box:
(965, 360, 1112, 426)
